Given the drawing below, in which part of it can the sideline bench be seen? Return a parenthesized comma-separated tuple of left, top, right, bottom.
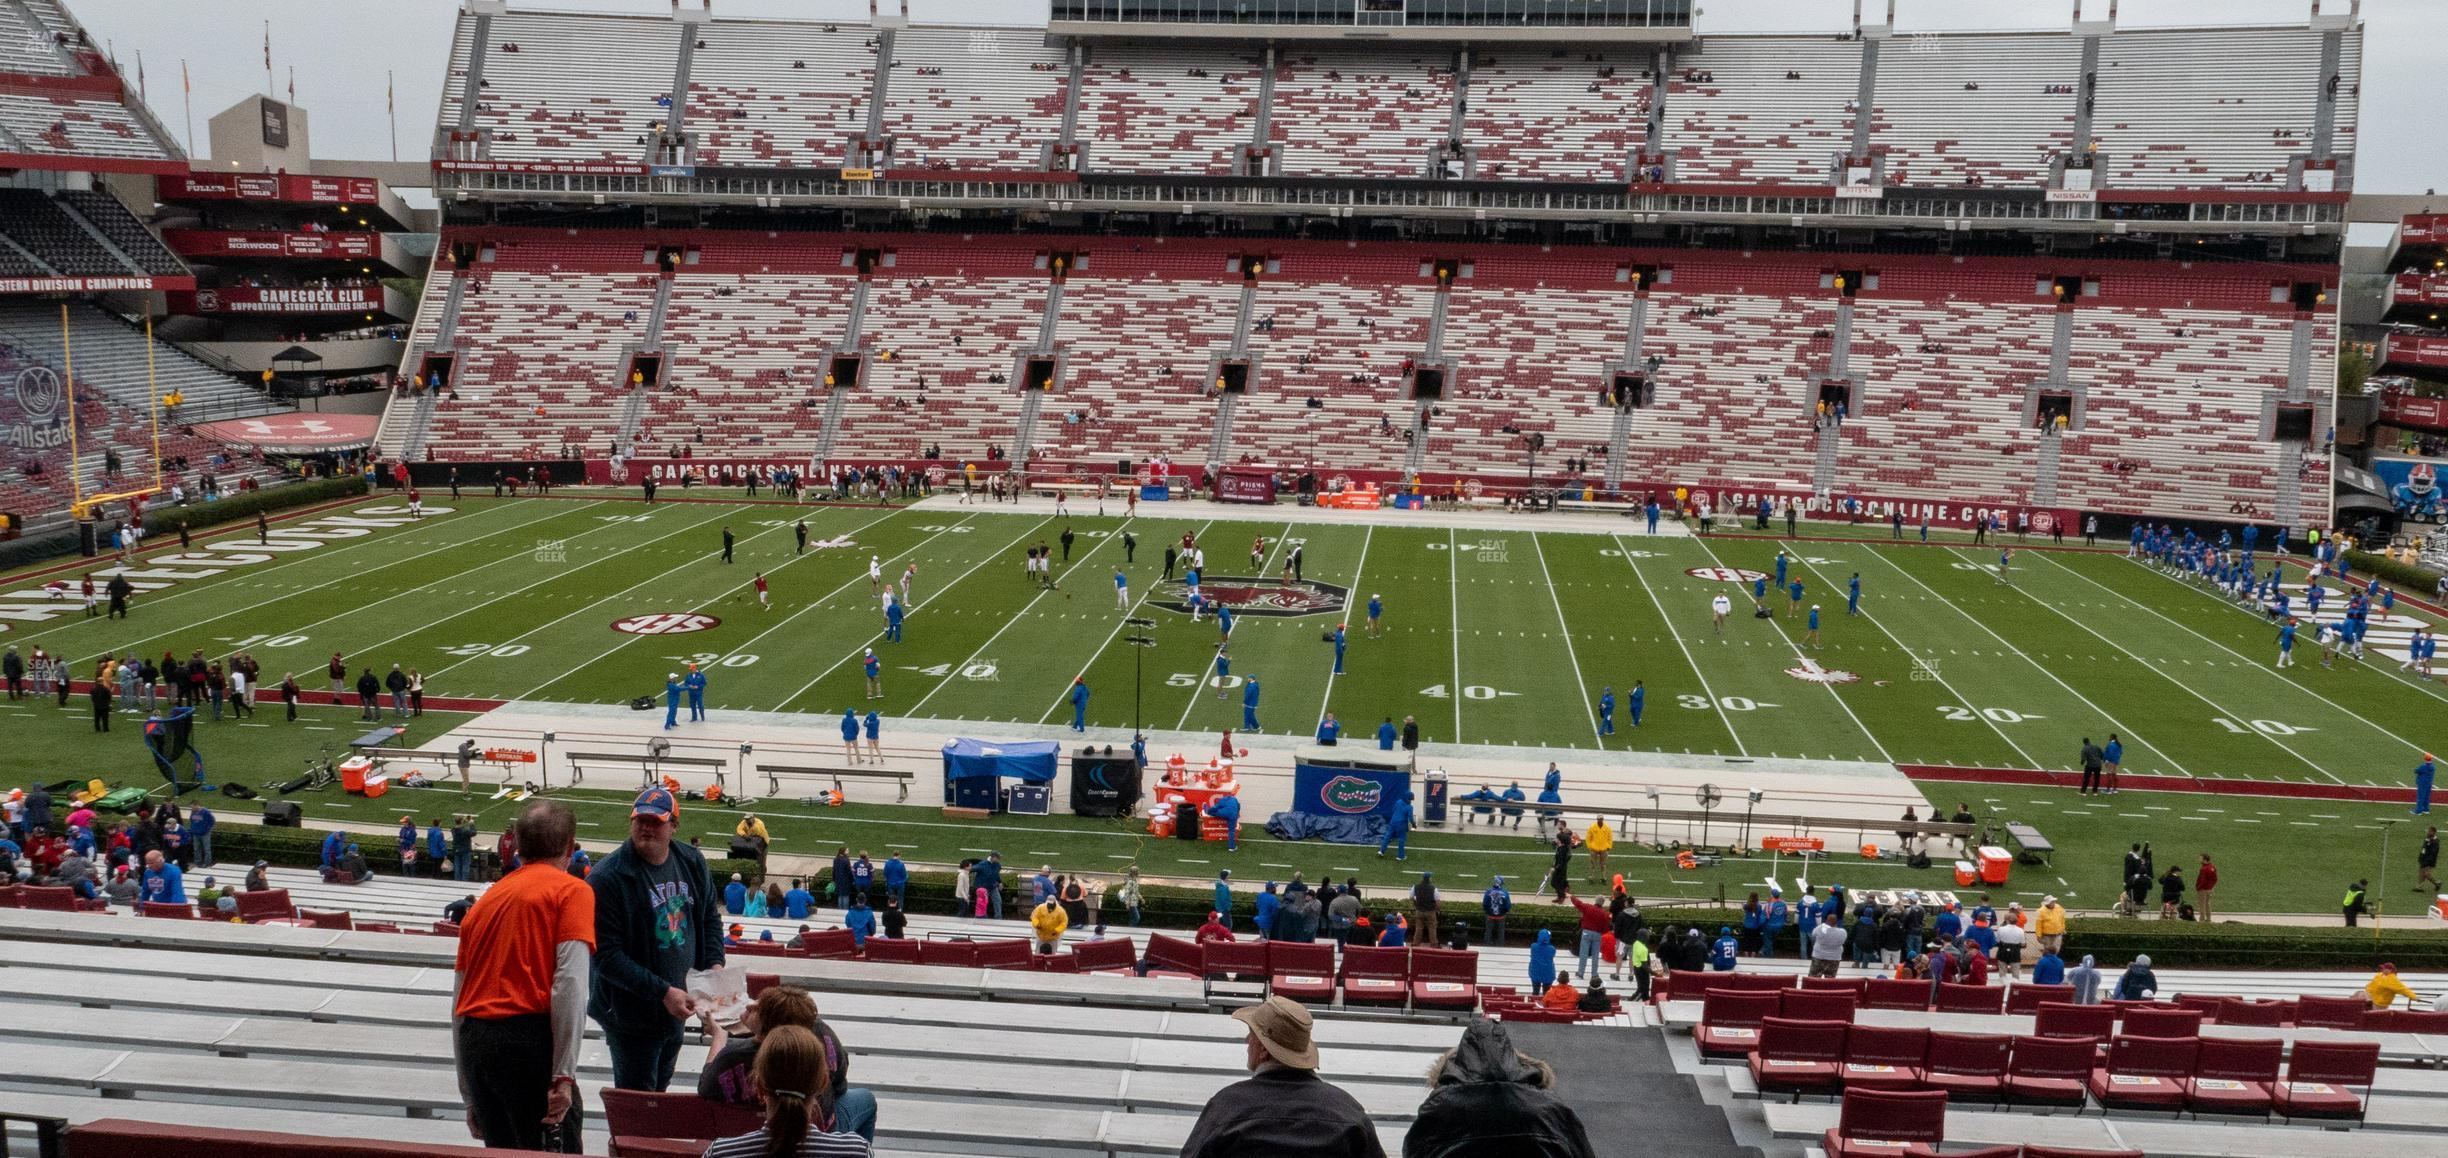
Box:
(563, 751, 729, 788)
(755, 761, 913, 801)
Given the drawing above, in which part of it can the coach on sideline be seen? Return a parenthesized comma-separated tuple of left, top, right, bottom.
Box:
(452, 800, 594, 1150)
(590, 785, 726, 1090)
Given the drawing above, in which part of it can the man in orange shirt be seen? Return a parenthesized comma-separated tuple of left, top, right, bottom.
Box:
(452, 801, 595, 1150)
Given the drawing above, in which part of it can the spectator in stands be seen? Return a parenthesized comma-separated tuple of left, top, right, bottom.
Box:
(2365, 964, 2422, 1010)
(328, 843, 371, 885)
(2066, 954, 2103, 1003)
(452, 800, 592, 1151)
(1030, 893, 1068, 954)
(1540, 972, 1581, 1013)
(702, 1024, 871, 1157)
(1197, 910, 1236, 944)
(842, 893, 875, 949)
(1179, 995, 1383, 1158)
(589, 785, 725, 1092)
(1404, 1019, 1595, 1157)
(1527, 929, 1557, 998)
(140, 848, 184, 905)
(102, 864, 137, 907)
(2113, 955, 2158, 1001)
(244, 860, 270, 894)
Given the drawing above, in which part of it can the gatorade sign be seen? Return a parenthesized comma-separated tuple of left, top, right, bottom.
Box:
(611, 613, 720, 635)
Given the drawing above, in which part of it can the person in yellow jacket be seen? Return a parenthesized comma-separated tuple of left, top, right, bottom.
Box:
(2033, 895, 2068, 956)
(1585, 818, 1614, 879)
(1030, 896, 1069, 956)
(2366, 963, 2421, 1010)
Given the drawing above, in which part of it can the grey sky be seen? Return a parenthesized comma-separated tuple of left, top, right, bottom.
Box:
(65, 0, 2443, 195)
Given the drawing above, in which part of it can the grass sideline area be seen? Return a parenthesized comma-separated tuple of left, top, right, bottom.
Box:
(4, 493, 2444, 920)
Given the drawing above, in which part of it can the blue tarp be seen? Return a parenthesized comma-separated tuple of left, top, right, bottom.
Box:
(939, 737, 1059, 786)
(1265, 810, 1388, 845)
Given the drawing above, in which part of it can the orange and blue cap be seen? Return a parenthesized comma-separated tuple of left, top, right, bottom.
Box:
(632, 786, 679, 820)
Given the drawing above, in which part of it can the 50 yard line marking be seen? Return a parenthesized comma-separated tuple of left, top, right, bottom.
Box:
(1611, 535, 1745, 756)
(1530, 532, 1600, 743)
(1044, 518, 1217, 726)
(903, 511, 1115, 717)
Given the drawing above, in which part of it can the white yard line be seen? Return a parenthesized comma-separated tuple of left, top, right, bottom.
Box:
(498, 506, 918, 699)
(1447, 525, 1464, 741)
(2115, 553, 2448, 709)
(1530, 531, 1601, 744)
(908, 514, 1111, 718)
(2031, 550, 2427, 765)
(1611, 534, 1747, 757)
(285, 501, 704, 666)
(1041, 518, 1217, 726)
(783, 515, 1056, 713)
(1690, 534, 1893, 763)
(1949, 547, 2338, 784)
(1858, 547, 2191, 778)
(1789, 553, 2041, 769)
(1313, 525, 1373, 732)
(52, 499, 571, 664)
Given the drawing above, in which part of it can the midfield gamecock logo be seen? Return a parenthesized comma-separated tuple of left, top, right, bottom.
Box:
(1148, 576, 1347, 618)
(1320, 775, 1383, 814)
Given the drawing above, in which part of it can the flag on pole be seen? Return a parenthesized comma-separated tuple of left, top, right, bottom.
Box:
(387, 71, 394, 115)
(135, 50, 144, 101)
(182, 59, 189, 93)
(287, 65, 295, 105)
(263, 21, 270, 72)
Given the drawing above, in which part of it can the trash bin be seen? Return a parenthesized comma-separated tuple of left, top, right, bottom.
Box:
(1421, 769, 1449, 825)
(1175, 801, 1200, 840)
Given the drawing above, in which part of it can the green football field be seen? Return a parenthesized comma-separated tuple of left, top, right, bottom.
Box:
(5, 491, 2447, 917)
(4, 492, 2444, 781)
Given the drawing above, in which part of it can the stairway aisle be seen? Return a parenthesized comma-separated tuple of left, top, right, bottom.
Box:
(1503, 1022, 1762, 1158)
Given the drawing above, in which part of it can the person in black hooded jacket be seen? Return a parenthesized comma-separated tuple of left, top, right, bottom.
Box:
(1403, 1019, 1596, 1158)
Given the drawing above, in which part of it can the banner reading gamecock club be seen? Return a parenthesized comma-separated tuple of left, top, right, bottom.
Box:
(165, 287, 382, 314)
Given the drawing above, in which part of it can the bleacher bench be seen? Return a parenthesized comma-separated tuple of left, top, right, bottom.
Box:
(755, 761, 913, 801)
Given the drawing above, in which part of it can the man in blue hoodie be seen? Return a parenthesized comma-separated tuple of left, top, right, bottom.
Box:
(190, 804, 215, 868)
(842, 893, 875, 948)
(587, 785, 724, 1092)
(1710, 926, 1739, 971)
(140, 848, 185, 905)
(1213, 869, 1234, 924)
(783, 878, 814, 920)
(1378, 792, 1415, 859)
(320, 829, 344, 873)
(722, 872, 747, 915)
(1762, 891, 1790, 957)
(1205, 792, 1242, 851)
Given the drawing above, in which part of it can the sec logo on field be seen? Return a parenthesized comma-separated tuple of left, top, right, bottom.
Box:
(612, 613, 721, 635)
(1687, 567, 1769, 583)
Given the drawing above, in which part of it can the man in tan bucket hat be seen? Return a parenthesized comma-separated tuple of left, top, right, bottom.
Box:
(1177, 995, 1385, 1157)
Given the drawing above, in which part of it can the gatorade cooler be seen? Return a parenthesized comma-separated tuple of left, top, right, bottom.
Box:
(1146, 808, 1176, 838)
(1978, 846, 2014, 886)
(2431, 895, 2448, 921)
(1952, 860, 1979, 888)
(1422, 769, 1449, 825)
(338, 756, 375, 794)
(1200, 815, 1233, 842)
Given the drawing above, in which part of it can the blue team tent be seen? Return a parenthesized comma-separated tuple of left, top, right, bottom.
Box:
(941, 737, 1058, 808)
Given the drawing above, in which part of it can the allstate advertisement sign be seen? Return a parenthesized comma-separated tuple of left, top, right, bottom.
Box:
(1291, 762, 1410, 820)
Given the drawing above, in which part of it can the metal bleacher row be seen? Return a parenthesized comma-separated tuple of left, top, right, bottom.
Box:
(0, 871, 1466, 1157)
(396, 228, 2326, 525)
(0, 0, 178, 163)
(435, 12, 2355, 191)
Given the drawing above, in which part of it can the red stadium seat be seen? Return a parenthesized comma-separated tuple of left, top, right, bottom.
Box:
(601, 1088, 764, 1156)
(743, 973, 781, 999)
(2118, 1005, 2203, 1039)
(1072, 935, 1137, 974)
(1338, 945, 1411, 1007)
(1697, 990, 1780, 1058)
(233, 889, 294, 923)
(2002, 1034, 2095, 1108)
(926, 939, 983, 968)
(1748, 1017, 1850, 1098)
(2272, 1039, 2380, 1123)
(860, 936, 924, 964)
(1202, 939, 1270, 983)
(1141, 934, 1204, 978)
(1820, 1087, 1949, 1158)
(2290, 995, 2366, 1029)
(1408, 947, 1480, 1009)
(2032, 1002, 2115, 1042)
(1838, 1024, 1929, 1091)
(1932, 982, 2004, 1015)
(2006, 982, 2072, 1014)
(2187, 1036, 2281, 1119)
(2212, 998, 2288, 1026)
(17, 885, 104, 913)
(139, 901, 198, 919)
(1863, 977, 1932, 1010)
(1778, 988, 1859, 1023)
(1802, 975, 1869, 997)
(795, 929, 858, 959)
(973, 937, 1034, 969)
(1267, 941, 1337, 1002)
(65, 1119, 594, 1158)
(1918, 1032, 2011, 1102)
(295, 908, 354, 930)
(2021, 1149, 2143, 1158)
(2085, 1035, 2199, 1113)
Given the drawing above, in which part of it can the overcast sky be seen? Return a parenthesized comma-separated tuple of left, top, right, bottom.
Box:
(68, 0, 2443, 194)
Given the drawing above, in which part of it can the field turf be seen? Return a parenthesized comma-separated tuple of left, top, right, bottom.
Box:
(4, 492, 2445, 916)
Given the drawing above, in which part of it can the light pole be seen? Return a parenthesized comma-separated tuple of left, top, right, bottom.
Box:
(1125, 616, 1158, 735)
(2376, 818, 2407, 941)
(1523, 431, 1544, 500)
